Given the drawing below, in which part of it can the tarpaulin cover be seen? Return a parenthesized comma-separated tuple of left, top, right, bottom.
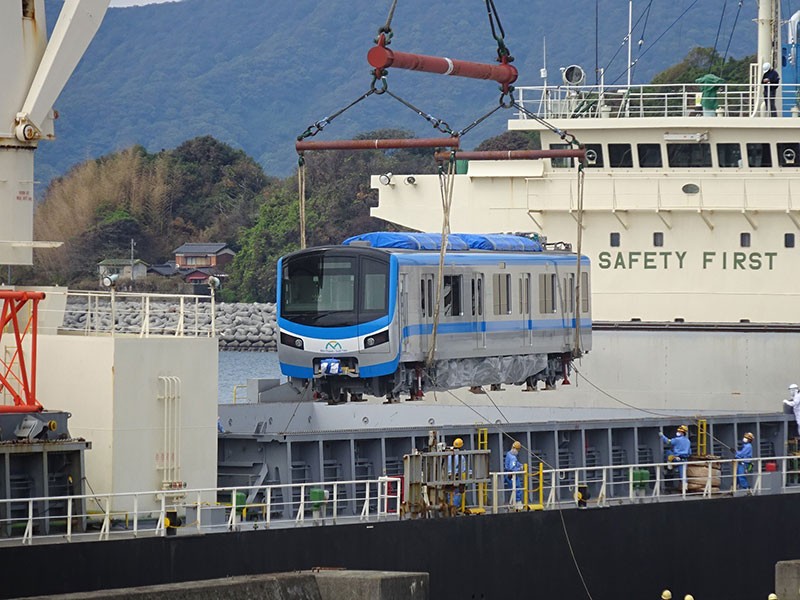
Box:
(429, 354, 548, 390)
(342, 232, 469, 250)
(451, 233, 542, 252)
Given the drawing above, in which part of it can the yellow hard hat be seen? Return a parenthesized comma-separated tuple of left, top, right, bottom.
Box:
(677, 425, 688, 434)
(768, 593, 778, 600)
(744, 432, 754, 442)
(661, 591, 672, 600)
(512, 441, 522, 450)
(453, 438, 464, 449)
(684, 595, 694, 600)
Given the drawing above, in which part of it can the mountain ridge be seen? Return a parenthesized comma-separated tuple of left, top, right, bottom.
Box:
(37, 0, 759, 184)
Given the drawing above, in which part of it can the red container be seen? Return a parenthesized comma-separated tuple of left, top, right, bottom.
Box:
(765, 461, 778, 472)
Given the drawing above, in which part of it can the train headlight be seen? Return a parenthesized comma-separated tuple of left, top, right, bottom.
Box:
(280, 331, 304, 350)
(364, 330, 389, 348)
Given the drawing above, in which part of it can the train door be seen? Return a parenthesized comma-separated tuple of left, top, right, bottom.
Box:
(471, 274, 485, 349)
(561, 272, 575, 349)
(419, 273, 435, 356)
(399, 273, 409, 355)
(519, 273, 532, 346)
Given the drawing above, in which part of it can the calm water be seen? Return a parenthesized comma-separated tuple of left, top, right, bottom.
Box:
(218, 350, 282, 404)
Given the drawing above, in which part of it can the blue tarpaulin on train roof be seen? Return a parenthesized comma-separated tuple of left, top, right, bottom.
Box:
(342, 232, 469, 250)
(451, 233, 543, 252)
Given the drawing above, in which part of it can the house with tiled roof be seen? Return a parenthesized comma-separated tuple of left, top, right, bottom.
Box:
(97, 258, 149, 283)
(173, 243, 235, 270)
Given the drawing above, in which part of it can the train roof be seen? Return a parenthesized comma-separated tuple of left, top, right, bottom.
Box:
(342, 232, 543, 252)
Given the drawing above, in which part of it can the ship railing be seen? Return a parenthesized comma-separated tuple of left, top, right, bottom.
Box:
(515, 83, 800, 120)
(0, 477, 401, 546)
(50, 290, 217, 338)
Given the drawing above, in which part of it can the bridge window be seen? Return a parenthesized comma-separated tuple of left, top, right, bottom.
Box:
(746, 143, 772, 167)
(539, 274, 557, 314)
(584, 144, 604, 168)
(610, 232, 621, 247)
(493, 274, 511, 315)
(609, 144, 633, 168)
(653, 232, 664, 247)
(22, 0, 34, 18)
(637, 144, 662, 168)
(778, 143, 800, 167)
(717, 143, 742, 168)
(785, 233, 795, 248)
(740, 233, 751, 248)
(667, 143, 712, 168)
(549, 143, 574, 168)
(443, 275, 462, 317)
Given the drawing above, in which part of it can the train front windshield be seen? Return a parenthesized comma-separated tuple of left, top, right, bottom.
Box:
(281, 251, 389, 327)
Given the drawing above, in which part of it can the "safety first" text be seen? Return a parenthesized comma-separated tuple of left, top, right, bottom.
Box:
(597, 251, 777, 270)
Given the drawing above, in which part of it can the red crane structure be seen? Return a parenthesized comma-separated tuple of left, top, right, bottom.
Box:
(0, 290, 44, 413)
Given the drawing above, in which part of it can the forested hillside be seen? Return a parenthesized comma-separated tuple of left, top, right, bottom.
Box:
(37, 0, 759, 183)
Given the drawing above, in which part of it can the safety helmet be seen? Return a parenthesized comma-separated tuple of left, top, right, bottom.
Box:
(453, 438, 464, 449)
(790, 384, 799, 390)
(661, 591, 672, 600)
(677, 425, 688, 434)
(763, 62, 771, 73)
(512, 441, 522, 450)
(744, 432, 754, 442)
(684, 595, 694, 600)
(768, 594, 778, 600)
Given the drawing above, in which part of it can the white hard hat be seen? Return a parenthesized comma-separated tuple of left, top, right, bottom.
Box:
(790, 384, 798, 390)
(763, 62, 771, 73)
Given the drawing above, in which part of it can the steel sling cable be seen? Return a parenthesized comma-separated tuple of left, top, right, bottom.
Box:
(297, 159, 307, 249)
(573, 165, 586, 355)
(721, 1, 744, 68)
(709, 0, 728, 72)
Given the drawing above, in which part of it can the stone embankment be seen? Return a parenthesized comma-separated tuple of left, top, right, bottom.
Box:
(61, 299, 278, 351)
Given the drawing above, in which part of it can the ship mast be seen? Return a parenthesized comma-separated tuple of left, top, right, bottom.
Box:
(757, 0, 781, 76)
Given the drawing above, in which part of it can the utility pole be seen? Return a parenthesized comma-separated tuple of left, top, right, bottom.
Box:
(130, 238, 136, 281)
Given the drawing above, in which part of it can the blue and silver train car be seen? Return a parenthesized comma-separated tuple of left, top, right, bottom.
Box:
(277, 232, 591, 403)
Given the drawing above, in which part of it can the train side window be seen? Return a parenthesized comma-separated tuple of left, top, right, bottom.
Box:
(420, 279, 426, 316)
(786, 233, 796, 248)
(443, 275, 462, 317)
(717, 143, 742, 168)
(477, 277, 483, 316)
(580, 272, 589, 313)
(471, 279, 476, 316)
(564, 274, 575, 313)
(493, 273, 511, 315)
(539, 274, 556, 313)
(518, 275, 530, 314)
(637, 144, 663, 168)
(608, 144, 633, 168)
(427, 279, 433, 317)
(746, 143, 772, 167)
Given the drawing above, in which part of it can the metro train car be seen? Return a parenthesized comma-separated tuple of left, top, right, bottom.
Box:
(277, 232, 591, 403)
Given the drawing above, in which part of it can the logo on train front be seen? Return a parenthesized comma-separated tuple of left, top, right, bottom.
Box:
(325, 341, 343, 351)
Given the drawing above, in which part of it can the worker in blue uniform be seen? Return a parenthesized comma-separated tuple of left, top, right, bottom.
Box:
(448, 438, 466, 510)
(504, 440, 524, 504)
(660, 425, 691, 484)
(735, 432, 754, 491)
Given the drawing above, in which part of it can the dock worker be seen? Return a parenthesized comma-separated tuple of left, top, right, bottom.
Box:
(448, 438, 466, 509)
(660, 425, 691, 482)
(735, 432, 754, 491)
(504, 440, 524, 505)
(783, 384, 800, 436)
(762, 62, 780, 117)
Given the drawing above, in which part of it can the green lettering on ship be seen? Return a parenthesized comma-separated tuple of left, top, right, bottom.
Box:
(598, 251, 777, 270)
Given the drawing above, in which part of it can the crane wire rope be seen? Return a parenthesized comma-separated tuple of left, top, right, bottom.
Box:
(708, 0, 728, 73)
(720, 1, 744, 70)
(629, 0, 654, 83)
(426, 155, 457, 367)
(573, 164, 586, 356)
(297, 160, 307, 249)
(609, 0, 701, 85)
(428, 377, 594, 600)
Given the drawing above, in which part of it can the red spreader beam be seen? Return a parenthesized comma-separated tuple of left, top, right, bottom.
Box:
(0, 291, 45, 413)
(434, 148, 586, 161)
(368, 45, 518, 87)
(296, 137, 460, 153)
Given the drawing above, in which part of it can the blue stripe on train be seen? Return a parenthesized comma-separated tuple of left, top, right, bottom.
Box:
(402, 318, 592, 337)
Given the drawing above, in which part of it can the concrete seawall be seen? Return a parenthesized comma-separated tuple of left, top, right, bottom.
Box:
(62, 300, 278, 351)
(21, 571, 429, 600)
